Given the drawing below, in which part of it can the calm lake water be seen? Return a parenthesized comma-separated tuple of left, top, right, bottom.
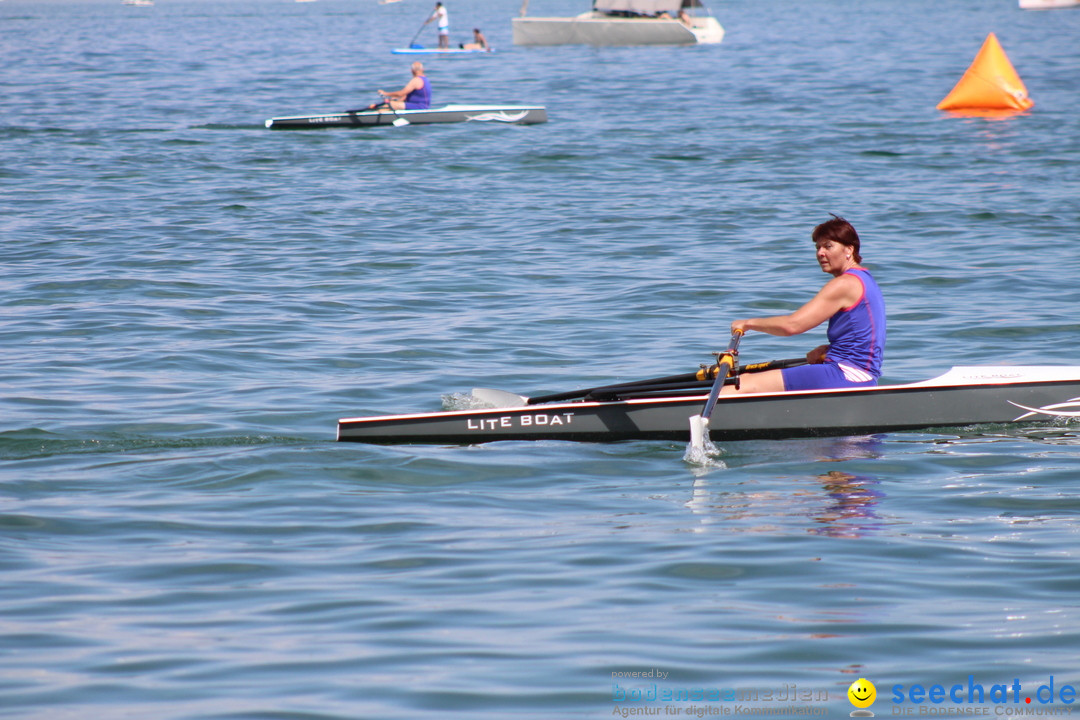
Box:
(3, 0, 1080, 717)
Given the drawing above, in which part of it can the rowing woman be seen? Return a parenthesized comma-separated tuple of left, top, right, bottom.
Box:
(370, 61, 431, 111)
(725, 215, 886, 394)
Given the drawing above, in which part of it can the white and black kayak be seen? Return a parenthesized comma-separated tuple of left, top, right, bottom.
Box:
(337, 364, 1080, 444)
(265, 104, 546, 129)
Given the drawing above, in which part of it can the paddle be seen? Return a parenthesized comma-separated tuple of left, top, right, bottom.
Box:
(540, 357, 807, 403)
(407, 17, 428, 48)
(473, 370, 714, 408)
(345, 98, 410, 127)
(382, 100, 410, 127)
(470, 354, 804, 408)
(688, 329, 743, 452)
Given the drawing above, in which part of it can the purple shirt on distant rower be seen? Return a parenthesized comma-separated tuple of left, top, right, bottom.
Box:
(404, 76, 431, 110)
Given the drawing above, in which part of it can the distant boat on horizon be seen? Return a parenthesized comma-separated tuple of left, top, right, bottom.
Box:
(122, 0, 154, 6)
(513, 0, 723, 46)
(1019, 0, 1080, 8)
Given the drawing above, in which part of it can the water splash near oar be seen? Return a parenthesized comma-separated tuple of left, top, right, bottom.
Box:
(682, 431, 725, 466)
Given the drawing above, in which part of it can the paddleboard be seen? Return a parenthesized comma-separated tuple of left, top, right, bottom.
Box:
(391, 46, 494, 55)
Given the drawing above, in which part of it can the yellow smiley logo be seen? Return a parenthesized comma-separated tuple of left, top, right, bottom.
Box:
(848, 678, 876, 709)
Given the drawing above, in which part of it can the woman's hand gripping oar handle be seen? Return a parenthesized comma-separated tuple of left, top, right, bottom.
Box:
(689, 330, 743, 449)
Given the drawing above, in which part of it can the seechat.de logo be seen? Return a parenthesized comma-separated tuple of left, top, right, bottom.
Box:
(849, 678, 877, 717)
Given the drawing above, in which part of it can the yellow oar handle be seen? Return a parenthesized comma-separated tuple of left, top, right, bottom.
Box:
(698, 330, 744, 422)
(740, 360, 774, 373)
(715, 351, 737, 370)
(711, 329, 744, 376)
(695, 330, 745, 379)
(697, 356, 808, 380)
(696, 355, 738, 380)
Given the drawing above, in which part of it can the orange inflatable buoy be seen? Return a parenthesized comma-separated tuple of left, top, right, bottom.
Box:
(937, 33, 1033, 112)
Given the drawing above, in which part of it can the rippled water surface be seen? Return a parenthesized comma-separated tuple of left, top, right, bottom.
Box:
(3, 0, 1080, 717)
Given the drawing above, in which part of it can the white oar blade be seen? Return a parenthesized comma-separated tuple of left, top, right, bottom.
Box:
(689, 414, 708, 451)
(471, 387, 528, 408)
(392, 117, 410, 127)
(684, 414, 718, 465)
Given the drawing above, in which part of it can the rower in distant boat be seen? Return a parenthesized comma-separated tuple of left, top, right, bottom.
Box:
(726, 216, 886, 394)
(460, 28, 489, 50)
(368, 61, 431, 111)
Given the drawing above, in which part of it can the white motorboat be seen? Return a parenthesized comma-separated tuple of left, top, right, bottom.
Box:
(1019, 0, 1080, 8)
(512, 0, 723, 46)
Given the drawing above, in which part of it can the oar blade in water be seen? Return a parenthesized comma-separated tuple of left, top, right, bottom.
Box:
(688, 414, 708, 451)
(471, 388, 528, 408)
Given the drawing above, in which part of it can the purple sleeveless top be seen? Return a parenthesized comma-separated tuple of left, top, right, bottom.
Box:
(826, 268, 886, 378)
(404, 77, 430, 110)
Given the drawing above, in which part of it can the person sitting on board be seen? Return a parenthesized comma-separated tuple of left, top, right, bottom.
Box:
(369, 61, 431, 111)
(424, 1, 450, 50)
(460, 28, 488, 50)
(724, 215, 886, 395)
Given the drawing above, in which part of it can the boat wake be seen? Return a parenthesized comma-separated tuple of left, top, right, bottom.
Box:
(0, 428, 309, 462)
(442, 392, 495, 410)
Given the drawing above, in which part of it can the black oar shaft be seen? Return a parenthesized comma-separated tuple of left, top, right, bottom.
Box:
(700, 330, 744, 421)
(525, 356, 805, 406)
(591, 367, 813, 401)
(588, 380, 710, 400)
(526, 370, 705, 405)
(740, 357, 806, 374)
(409, 17, 428, 45)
